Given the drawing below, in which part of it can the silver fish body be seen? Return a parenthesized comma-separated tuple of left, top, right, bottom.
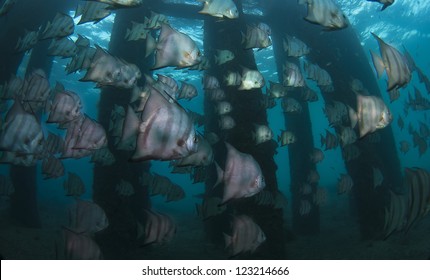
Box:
(283, 35, 310, 57)
(0, 101, 44, 156)
(15, 29, 39, 53)
(67, 198, 108, 234)
(224, 215, 266, 257)
(215, 143, 265, 204)
(370, 33, 411, 91)
(48, 37, 77, 58)
(153, 24, 202, 70)
(242, 25, 272, 50)
(87, 0, 142, 7)
(81, 45, 141, 88)
(40, 13, 75, 40)
(76, 1, 111, 25)
(350, 94, 392, 137)
(300, 0, 348, 30)
(129, 86, 198, 161)
(198, 0, 238, 19)
(173, 135, 213, 167)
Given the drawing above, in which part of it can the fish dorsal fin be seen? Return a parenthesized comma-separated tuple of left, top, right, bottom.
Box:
(41, 20, 52, 38)
(75, 34, 90, 47)
(75, 3, 84, 18)
(158, 23, 175, 43)
(5, 100, 27, 124)
(197, 0, 211, 14)
(153, 84, 190, 115)
(93, 44, 108, 61)
(370, 49, 385, 79)
(381, 3, 389, 11)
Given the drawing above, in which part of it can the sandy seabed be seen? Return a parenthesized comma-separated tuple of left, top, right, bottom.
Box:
(0, 195, 429, 260)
